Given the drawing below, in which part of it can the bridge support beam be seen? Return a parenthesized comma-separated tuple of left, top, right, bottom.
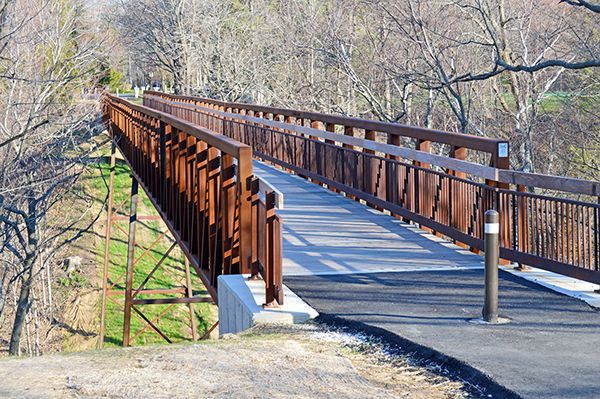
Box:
(100, 157, 205, 348)
(123, 178, 139, 347)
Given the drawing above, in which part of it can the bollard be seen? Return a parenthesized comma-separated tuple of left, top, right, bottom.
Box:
(483, 210, 499, 323)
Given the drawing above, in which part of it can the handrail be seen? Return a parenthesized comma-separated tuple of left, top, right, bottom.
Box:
(143, 90, 512, 186)
(103, 94, 284, 305)
(143, 91, 600, 286)
(145, 93, 600, 197)
(143, 92, 507, 154)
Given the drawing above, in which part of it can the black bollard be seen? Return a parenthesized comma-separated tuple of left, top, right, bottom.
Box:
(483, 210, 499, 323)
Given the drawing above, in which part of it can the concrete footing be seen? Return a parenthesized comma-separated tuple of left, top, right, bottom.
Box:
(217, 275, 319, 336)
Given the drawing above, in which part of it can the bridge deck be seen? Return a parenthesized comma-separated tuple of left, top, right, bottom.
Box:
(252, 160, 600, 399)
(252, 160, 484, 276)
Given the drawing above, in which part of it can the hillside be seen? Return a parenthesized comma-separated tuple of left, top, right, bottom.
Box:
(0, 324, 480, 398)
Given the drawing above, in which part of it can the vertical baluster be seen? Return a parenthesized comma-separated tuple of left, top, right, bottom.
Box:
(250, 178, 259, 278)
(567, 203, 573, 264)
(238, 146, 253, 274)
(594, 202, 600, 271)
(196, 140, 208, 270)
(221, 154, 236, 275)
(587, 206, 593, 269)
(541, 199, 547, 258)
(577, 205, 583, 266)
(207, 146, 222, 285)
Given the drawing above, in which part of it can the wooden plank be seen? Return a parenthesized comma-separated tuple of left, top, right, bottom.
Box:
(252, 160, 486, 277)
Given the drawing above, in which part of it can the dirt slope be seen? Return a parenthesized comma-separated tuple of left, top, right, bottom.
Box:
(0, 324, 479, 399)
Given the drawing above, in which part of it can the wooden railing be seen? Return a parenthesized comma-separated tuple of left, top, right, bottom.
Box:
(103, 94, 283, 305)
(143, 91, 600, 285)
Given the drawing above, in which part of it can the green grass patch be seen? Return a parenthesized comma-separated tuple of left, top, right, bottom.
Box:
(127, 97, 143, 105)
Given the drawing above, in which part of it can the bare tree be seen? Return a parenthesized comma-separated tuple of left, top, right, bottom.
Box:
(0, 0, 106, 355)
(114, 0, 277, 101)
(107, 0, 599, 176)
(114, 0, 189, 93)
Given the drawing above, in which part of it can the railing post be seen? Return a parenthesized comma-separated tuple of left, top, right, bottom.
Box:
(324, 123, 338, 193)
(250, 177, 260, 278)
(264, 191, 283, 307)
(415, 139, 431, 169)
(484, 209, 499, 323)
(238, 146, 253, 274)
(265, 191, 276, 306)
(447, 146, 468, 249)
(123, 177, 139, 346)
(488, 142, 511, 265)
(515, 185, 531, 271)
(343, 126, 355, 200)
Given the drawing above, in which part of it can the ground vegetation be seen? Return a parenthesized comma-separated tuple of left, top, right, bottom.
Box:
(0, 0, 109, 355)
(0, 323, 494, 398)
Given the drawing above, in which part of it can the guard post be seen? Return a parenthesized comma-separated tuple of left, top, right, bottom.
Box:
(483, 210, 499, 323)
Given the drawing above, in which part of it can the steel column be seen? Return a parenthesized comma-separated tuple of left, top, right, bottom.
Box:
(99, 141, 116, 349)
(123, 177, 139, 347)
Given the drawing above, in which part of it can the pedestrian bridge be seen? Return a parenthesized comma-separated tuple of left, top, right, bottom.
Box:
(102, 91, 600, 344)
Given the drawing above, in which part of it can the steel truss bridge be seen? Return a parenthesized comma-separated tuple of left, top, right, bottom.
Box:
(101, 91, 600, 346)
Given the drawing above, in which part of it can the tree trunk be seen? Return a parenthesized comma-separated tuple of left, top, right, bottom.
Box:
(9, 266, 33, 355)
(9, 199, 38, 356)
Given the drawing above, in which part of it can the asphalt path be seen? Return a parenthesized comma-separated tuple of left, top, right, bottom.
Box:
(285, 269, 600, 399)
(252, 159, 600, 398)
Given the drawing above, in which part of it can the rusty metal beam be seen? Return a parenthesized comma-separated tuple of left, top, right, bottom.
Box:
(131, 297, 214, 305)
(122, 177, 139, 347)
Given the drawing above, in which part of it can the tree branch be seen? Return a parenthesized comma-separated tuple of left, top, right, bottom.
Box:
(0, 119, 49, 149)
(498, 58, 600, 73)
(560, 0, 600, 13)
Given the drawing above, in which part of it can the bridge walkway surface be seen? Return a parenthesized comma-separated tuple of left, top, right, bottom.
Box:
(253, 159, 600, 399)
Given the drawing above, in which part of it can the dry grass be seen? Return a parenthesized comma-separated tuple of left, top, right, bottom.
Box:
(0, 323, 478, 398)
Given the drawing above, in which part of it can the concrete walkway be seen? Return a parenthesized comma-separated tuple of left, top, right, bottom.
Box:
(253, 160, 485, 276)
(253, 160, 600, 399)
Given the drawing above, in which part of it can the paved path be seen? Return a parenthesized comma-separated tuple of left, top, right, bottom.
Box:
(253, 160, 484, 276)
(254, 160, 600, 399)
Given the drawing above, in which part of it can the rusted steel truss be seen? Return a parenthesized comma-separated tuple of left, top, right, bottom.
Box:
(100, 144, 212, 347)
(144, 91, 600, 286)
(101, 94, 284, 346)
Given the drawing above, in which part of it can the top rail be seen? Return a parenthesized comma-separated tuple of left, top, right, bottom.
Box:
(143, 91, 506, 155)
(110, 94, 249, 159)
(144, 93, 600, 197)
